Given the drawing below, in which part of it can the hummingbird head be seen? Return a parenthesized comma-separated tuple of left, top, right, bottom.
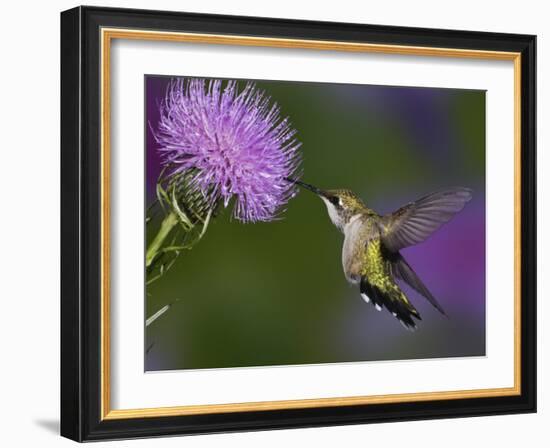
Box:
(287, 178, 367, 231)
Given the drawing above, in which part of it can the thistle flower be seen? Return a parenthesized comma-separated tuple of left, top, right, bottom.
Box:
(154, 78, 302, 223)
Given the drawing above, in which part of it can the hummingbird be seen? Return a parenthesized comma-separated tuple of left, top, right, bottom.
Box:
(287, 178, 473, 330)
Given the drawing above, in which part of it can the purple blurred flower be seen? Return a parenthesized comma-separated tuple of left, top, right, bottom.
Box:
(154, 78, 302, 223)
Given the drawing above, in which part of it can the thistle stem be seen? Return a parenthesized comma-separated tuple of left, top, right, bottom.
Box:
(146, 210, 178, 268)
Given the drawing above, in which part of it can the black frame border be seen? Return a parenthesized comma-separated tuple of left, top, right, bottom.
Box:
(61, 6, 536, 442)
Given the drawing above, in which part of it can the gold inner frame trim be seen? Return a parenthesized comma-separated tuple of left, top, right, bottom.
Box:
(100, 27, 522, 420)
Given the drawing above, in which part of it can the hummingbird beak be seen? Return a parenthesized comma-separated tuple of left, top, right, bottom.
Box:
(285, 177, 328, 198)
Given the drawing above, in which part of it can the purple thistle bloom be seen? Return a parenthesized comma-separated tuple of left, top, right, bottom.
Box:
(154, 78, 302, 223)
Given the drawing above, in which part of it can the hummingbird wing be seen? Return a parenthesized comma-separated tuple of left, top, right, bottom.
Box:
(389, 253, 447, 316)
(379, 187, 473, 252)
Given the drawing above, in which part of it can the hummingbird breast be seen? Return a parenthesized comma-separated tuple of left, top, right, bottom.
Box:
(342, 214, 379, 284)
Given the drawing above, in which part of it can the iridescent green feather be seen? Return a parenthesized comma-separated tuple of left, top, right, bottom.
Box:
(361, 238, 419, 317)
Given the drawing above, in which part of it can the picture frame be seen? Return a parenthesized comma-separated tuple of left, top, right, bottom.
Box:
(60, 5, 536, 442)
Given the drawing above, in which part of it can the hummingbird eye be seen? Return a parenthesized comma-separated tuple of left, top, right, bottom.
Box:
(329, 196, 341, 207)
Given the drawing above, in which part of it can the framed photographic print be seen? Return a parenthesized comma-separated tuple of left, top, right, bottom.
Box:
(60, 6, 536, 441)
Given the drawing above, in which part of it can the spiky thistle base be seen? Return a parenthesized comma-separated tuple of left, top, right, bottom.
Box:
(146, 169, 216, 285)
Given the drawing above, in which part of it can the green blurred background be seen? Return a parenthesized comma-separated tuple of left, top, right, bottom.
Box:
(145, 76, 486, 371)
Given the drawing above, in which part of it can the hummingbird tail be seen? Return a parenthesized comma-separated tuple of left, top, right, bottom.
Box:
(360, 277, 421, 330)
